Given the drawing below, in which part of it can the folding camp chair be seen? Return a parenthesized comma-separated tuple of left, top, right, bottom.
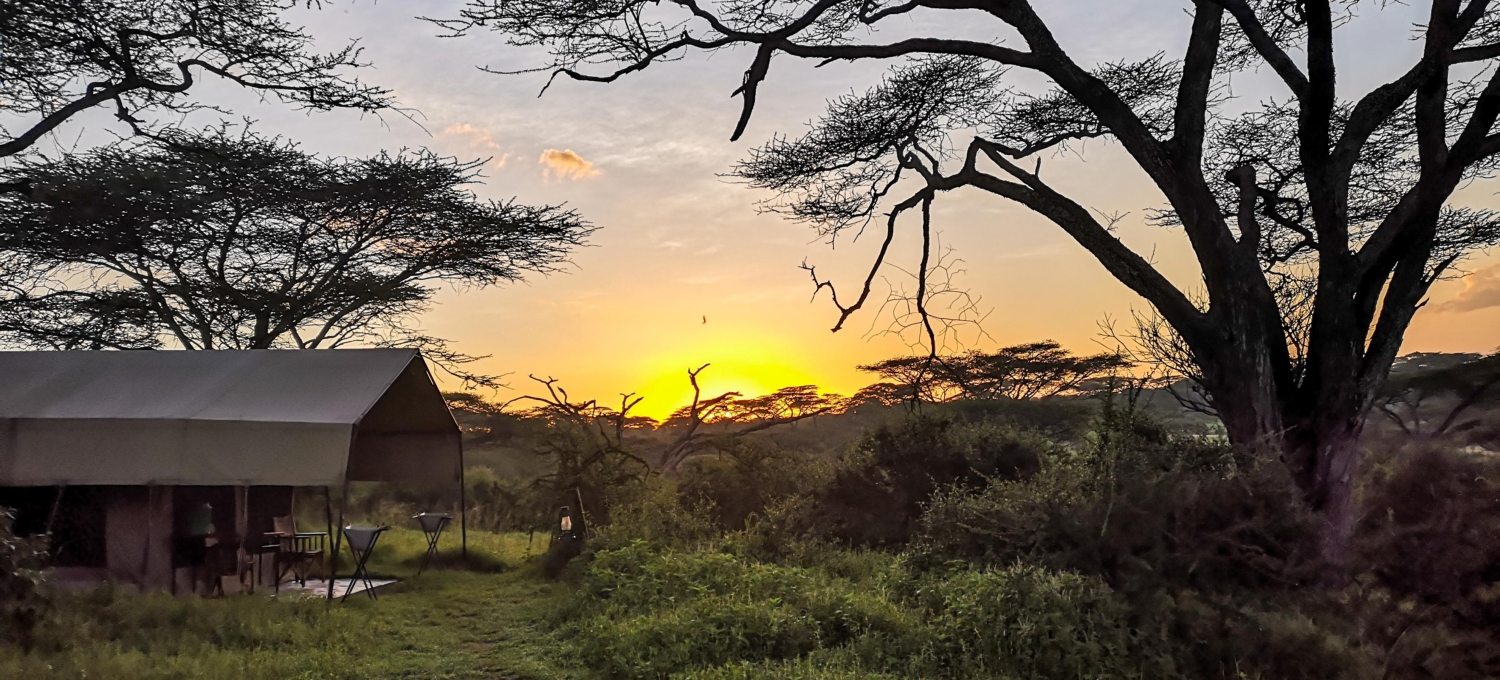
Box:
(341, 525, 389, 601)
(266, 516, 326, 594)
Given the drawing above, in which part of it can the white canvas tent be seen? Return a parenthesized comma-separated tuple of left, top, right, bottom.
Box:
(0, 349, 465, 591)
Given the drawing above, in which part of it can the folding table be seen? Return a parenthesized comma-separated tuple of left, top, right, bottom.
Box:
(341, 525, 389, 601)
(411, 512, 453, 576)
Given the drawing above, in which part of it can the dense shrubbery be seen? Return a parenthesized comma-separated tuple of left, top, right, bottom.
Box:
(1352, 445, 1500, 678)
(551, 393, 1500, 679)
(565, 541, 1182, 679)
(809, 414, 1051, 547)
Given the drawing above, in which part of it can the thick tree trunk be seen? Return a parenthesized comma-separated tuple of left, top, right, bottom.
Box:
(1198, 312, 1376, 572)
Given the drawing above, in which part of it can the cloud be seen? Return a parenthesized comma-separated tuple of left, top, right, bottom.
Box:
(539, 148, 600, 180)
(440, 124, 508, 167)
(1435, 264, 1500, 313)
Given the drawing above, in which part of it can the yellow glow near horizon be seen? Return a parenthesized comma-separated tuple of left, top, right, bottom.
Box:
(628, 346, 828, 421)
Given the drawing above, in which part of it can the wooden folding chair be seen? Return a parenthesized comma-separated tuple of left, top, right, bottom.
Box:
(266, 516, 327, 594)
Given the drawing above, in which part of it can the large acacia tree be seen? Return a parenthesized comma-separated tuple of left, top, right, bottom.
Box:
(443, 1, 1500, 565)
(0, 128, 592, 385)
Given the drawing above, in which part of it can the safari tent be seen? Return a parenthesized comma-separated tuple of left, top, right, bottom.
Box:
(0, 349, 464, 592)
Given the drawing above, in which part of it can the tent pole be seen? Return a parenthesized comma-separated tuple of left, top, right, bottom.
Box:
(235, 485, 248, 593)
(329, 480, 347, 604)
(459, 441, 467, 559)
(45, 484, 66, 535)
(323, 486, 334, 603)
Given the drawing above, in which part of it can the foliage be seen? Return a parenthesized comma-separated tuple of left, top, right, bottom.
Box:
(856, 341, 1130, 405)
(0, 509, 49, 651)
(677, 440, 833, 532)
(567, 540, 1187, 680)
(810, 412, 1052, 548)
(1352, 445, 1500, 679)
(914, 402, 1318, 596)
(0, 0, 391, 163)
(1379, 352, 1500, 439)
(0, 128, 592, 386)
(666, 385, 848, 425)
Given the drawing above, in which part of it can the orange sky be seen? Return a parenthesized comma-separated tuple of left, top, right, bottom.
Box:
(24, 1, 1500, 420)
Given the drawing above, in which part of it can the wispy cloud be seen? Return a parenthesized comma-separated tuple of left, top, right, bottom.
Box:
(441, 123, 508, 168)
(1435, 264, 1500, 313)
(539, 148, 600, 180)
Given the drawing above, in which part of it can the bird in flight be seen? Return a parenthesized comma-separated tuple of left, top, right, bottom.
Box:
(702, 315, 707, 324)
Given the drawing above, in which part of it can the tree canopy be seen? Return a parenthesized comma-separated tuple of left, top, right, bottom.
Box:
(0, 128, 593, 384)
(0, 0, 391, 172)
(857, 341, 1131, 405)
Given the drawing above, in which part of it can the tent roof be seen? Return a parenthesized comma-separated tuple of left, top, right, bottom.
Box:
(0, 350, 462, 487)
(0, 349, 423, 424)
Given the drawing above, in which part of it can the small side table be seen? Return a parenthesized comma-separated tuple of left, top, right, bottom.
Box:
(340, 525, 389, 601)
(412, 512, 453, 576)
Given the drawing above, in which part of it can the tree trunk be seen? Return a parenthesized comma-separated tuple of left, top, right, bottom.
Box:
(1197, 317, 1372, 573)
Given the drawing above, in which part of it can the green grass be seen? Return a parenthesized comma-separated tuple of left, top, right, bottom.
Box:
(0, 529, 588, 680)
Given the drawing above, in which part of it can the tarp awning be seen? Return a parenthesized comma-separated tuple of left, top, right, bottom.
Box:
(0, 349, 461, 486)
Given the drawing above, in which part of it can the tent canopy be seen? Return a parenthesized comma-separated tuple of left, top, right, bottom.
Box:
(0, 349, 461, 487)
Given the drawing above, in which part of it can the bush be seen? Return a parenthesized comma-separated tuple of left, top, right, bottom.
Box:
(914, 404, 1317, 597)
(1352, 445, 1500, 679)
(677, 440, 832, 531)
(0, 509, 49, 651)
(591, 477, 721, 553)
(908, 405, 1380, 678)
(570, 542, 915, 679)
(811, 413, 1053, 547)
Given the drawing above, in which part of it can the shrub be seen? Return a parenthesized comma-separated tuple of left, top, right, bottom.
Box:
(591, 477, 720, 553)
(1352, 445, 1500, 679)
(909, 405, 1377, 678)
(0, 509, 49, 651)
(570, 543, 915, 679)
(812, 414, 1053, 547)
(905, 564, 1180, 679)
(677, 440, 832, 531)
(914, 405, 1318, 597)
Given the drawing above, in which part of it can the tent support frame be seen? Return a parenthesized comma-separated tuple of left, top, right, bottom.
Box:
(459, 442, 467, 559)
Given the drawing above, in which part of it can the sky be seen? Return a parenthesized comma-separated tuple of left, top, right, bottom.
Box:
(23, 1, 1500, 419)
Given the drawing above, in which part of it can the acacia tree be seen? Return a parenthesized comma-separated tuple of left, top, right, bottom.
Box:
(859, 341, 1131, 403)
(444, 1, 1500, 565)
(0, 0, 391, 179)
(0, 128, 593, 385)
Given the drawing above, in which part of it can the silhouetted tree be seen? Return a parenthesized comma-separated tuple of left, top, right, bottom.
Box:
(859, 341, 1130, 404)
(1381, 352, 1500, 437)
(444, 0, 1500, 567)
(0, 127, 593, 386)
(658, 365, 846, 471)
(0, 0, 391, 183)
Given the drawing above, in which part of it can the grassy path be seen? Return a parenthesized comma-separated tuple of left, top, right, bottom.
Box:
(0, 530, 590, 680)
